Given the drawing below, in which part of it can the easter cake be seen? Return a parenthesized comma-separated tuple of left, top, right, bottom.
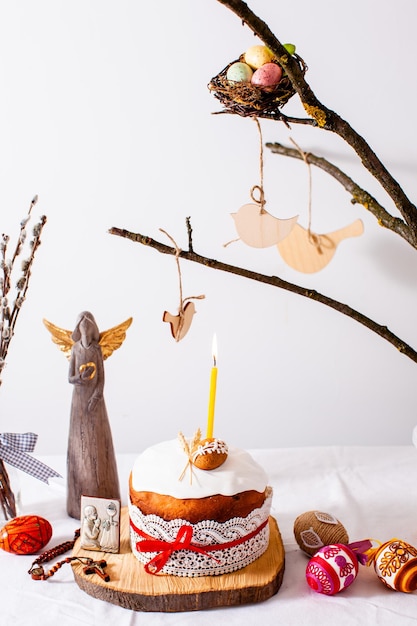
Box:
(128, 434, 272, 577)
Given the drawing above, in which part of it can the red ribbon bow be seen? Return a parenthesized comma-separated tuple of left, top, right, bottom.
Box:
(135, 524, 217, 574)
(131, 517, 269, 575)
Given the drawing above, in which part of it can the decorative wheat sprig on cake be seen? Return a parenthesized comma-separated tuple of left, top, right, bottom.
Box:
(178, 428, 202, 483)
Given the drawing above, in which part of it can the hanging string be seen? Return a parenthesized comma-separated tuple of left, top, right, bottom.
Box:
(160, 229, 184, 312)
(289, 137, 325, 254)
(289, 137, 312, 232)
(250, 117, 266, 211)
(223, 116, 266, 249)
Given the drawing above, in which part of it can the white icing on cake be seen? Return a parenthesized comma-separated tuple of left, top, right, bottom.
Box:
(130, 438, 268, 498)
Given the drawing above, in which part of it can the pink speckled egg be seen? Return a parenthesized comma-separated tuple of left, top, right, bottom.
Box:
(251, 63, 283, 89)
(226, 62, 253, 84)
(306, 544, 359, 595)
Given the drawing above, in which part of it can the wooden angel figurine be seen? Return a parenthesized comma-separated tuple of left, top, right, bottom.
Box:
(44, 311, 132, 519)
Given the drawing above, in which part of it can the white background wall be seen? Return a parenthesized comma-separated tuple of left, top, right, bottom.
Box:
(0, 0, 416, 455)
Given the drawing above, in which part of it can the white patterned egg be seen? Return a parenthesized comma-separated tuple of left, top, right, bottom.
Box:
(372, 539, 417, 592)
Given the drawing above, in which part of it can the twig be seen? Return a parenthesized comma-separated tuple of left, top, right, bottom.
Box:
(0, 460, 17, 519)
(108, 225, 417, 364)
(186, 216, 194, 253)
(266, 141, 415, 247)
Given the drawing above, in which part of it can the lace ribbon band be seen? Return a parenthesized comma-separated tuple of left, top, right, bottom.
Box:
(130, 517, 269, 575)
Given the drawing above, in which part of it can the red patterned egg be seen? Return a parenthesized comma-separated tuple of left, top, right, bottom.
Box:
(0, 515, 52, 555)
(372, 539, 417, 592)
(306, 543, 359, 595)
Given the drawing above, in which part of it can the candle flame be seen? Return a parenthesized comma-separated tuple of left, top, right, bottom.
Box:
(212, 333, 218, 367)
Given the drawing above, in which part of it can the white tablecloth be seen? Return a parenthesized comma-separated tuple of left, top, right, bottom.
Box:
(2, 447, 417, 625)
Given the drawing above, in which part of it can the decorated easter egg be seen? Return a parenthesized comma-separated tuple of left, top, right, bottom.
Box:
(226, 62, 253, 84)
(0, 515, 52, 555)
(191, 438, 229, 470)
(306, 543, 359, 595)
(251, 63, 283, 89)
(371, 539, 417, 592)
(244, 45, 275, 69)
(294, 510, 349, 556)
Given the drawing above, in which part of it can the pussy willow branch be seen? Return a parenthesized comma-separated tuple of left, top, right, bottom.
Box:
(0, 195, 46, 385)
(108, 226, 417, 364)
(266, 141, 414, 246)
(215, 0, 417, 242)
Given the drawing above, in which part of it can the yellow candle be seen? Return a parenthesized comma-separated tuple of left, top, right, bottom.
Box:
(206, 334, 218, 439)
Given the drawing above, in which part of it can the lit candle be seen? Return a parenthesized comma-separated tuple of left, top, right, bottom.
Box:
(206, 334, 218, 439)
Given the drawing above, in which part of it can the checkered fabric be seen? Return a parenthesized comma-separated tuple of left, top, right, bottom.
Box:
(0, 432, 62, 483)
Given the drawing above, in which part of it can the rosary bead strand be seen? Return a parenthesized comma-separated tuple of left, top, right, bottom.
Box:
(27, 528, 110, 582)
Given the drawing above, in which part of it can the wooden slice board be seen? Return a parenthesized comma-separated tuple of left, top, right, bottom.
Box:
(72, 507, 285, 612)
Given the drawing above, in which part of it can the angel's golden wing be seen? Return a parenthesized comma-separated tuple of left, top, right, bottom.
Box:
(43, 318, 74, 359)
(99, 317, 133, 360)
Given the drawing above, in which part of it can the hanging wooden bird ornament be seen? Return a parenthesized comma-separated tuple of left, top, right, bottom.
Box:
(277, 138, 364, 273)
(229, 118, 298, 249)
(163, 300, 198, 342)
(278, 219, 364, 273)
(231, 190, 299, 248)
(161, 229, 205, 342)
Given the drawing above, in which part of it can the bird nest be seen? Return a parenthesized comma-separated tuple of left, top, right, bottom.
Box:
(208, 54, 306, 119)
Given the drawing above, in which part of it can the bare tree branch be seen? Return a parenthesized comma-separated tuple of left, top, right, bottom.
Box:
(214, 0, 417, 240)
(266, 142, 415, 247)
(109, 226, 417, 364)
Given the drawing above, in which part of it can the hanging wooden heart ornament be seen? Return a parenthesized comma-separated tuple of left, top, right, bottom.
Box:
(278, 219, 364, 273)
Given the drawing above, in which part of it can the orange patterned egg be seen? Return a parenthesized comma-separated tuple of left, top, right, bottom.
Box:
(0, 515, 52, 555)
(372, 539, 417, 592)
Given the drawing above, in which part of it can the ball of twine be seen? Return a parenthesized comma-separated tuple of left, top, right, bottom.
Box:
(294, 510, 349, 556)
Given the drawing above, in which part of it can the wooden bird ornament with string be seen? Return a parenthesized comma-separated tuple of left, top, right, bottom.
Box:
(227, 118, 298, 249)
(278, 219, 364, 273)
(276, 138, 364, 273)
(160, 229, 205, 342)
(163, 300, 199, 342)
(231, 185, 299, 248)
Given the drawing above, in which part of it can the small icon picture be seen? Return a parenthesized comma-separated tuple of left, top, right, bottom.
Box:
(80, 495, 121, 554)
